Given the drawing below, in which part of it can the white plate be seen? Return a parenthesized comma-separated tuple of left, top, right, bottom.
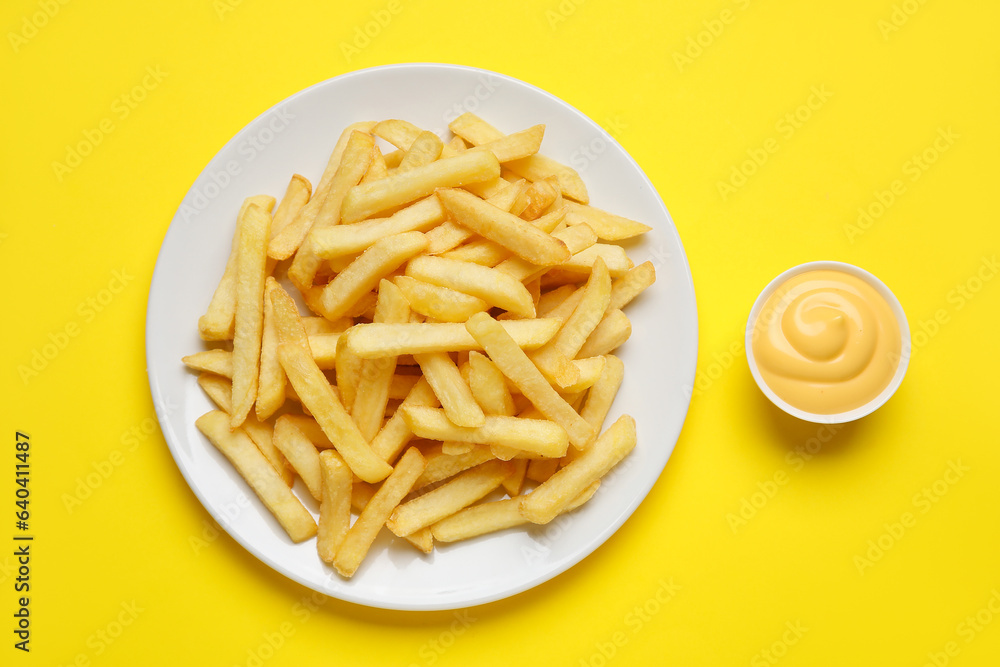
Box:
(146, 63, 697, 611)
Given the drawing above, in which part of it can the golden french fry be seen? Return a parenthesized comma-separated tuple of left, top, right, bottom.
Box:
(441, 441, 474, 455)
(521, 415, 635, 524)
(256, 278, 287, 420)
(341, 150, 500, 223)
(467, 351, 516, 417)
(370, 376, 439, 463)
(530, 257, 612, 388)
(362, 146, 388, 183)
(413, 443, 497, 490)
(474, 124, 545, 163)
(440, 135, 466, 158)
(401, 406, 568, 458)
(563, 243, 633, 278)
(318, 231, 428, 320)
(317, 449, 352, 563)
(609, 261, 656, 310)
(398, 130, 444, 172)
(432, 477, 599, 543)
(306, 333, 339, 370)
(560, 356, 607, 394)
(343, 319, 560, 358)
(269, 174, 312, 242)
(414, 351, 485, 428)
(436, 189, 570, 266)
(465, 312, 596, 450)
(278, 342, 392, 483)
(424, 179, 523, 254)
(199, 195, 275, 340)
(196, 411, 316, 542)
(577, 309, 631, 358)
(580, 355, 625, 431)
(335, 333, 363, 413)
(515, 176, 559, 220)
(406, 256, 535, 317)
(493, 221, 594, 283)
(536, 285, 578, 317)
(268, 282, 312, 357)
(564, 201, 652, 241)
(290, 131, 375, 290)
(268, 121, 376, 260)
(352, 281, 410, 441)
(501, 459, 528, 496)
(373, 119, 423, 149)
(311, 211, 441, 260)
(182, 349, 233, 378)
(302, 316, 352, 334)
(231, 203, 272, 428)
(394, 275, 489, 322)
(197, 373, 295, 485)
(272, 415, 323, 501)
(527, 458, 559, 483)
(387, 460, 511, 537)
(333, 447, 425, 578)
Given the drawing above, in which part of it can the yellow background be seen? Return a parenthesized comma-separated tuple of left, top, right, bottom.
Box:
(4, 0, 999, 665)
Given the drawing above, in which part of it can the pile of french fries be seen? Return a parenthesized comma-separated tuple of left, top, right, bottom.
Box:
(183, 114, 656, 578)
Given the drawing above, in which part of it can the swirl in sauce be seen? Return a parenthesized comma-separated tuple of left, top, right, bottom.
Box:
(751, 270, 902, 414)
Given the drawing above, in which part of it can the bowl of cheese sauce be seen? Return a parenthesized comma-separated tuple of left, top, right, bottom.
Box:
(746, 261, 910, 423)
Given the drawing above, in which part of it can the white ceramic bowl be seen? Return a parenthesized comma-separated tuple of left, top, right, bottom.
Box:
(745, 261, 910, 424)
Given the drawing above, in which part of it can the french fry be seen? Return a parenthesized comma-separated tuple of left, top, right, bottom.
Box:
(311, 211, 440, 260)
(413, 444, 497, 490)
(272, 415, 323, 501)
(398, 130, 444, 172)
(333, 447, 425, 578)
(406, 256, 535, 317)
(373, 119, 423, 149)
(577, 309, 631, 358)
(269, 174, 312, 242)
(318, 231, 428, 320)
(256, 278, 287, 421)
(342, 319, 560, 358)
(414, 352, 485, 428)
(370, 376, 439, 463)
(562, 244, 633, 278)
(278, 342, 392, 483)
(440, 135, 466, 158)
(394, 275, 489, 322)
(467, 351, 516, 417)
(560, 356, 607, 394)
(441, 442, 474, 455)
(520, 415, 636, 525)
(302, 316, 352, 334)
(268, 121, 376, 260)
(465, 312, 596, 450)
(340, 150, 501, 224)
(198, 373, 294, 486)
(502, 459, 529, 496)
(424, 178, 523, 254)
(306, 333, 339, 369)
(268, 282, 312, 357)
(401, 406, 569, 458)
(196, 411, 316, 542)
(515, 176, 559, 220)
(436, 188, 570, 266)
(536, 285, 578, 318)
(530, 258, 612, 388)
(352, 281, 410, 441)
(231, 203, 272, 428)
(387, 460, 511, 537)
(580, 355, 625, 431)
(182, 349, 233, 378)
(316, 449, 352, 563)
(526, 458, 559, 483)
(335, 333, 363, 413)
(362, 146, 389, 183)
(474, 124, 545, 163)
(494, 222, 595, 283)
(609, 261, 656, 310)
(199, 195, 275, 340)
(563, 201, 652, 241)
(449, 112, 588, 203)
(289, 130, 375, 290)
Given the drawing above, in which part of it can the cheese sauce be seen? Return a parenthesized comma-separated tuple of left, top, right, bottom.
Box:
(751, 269, 902, 415)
